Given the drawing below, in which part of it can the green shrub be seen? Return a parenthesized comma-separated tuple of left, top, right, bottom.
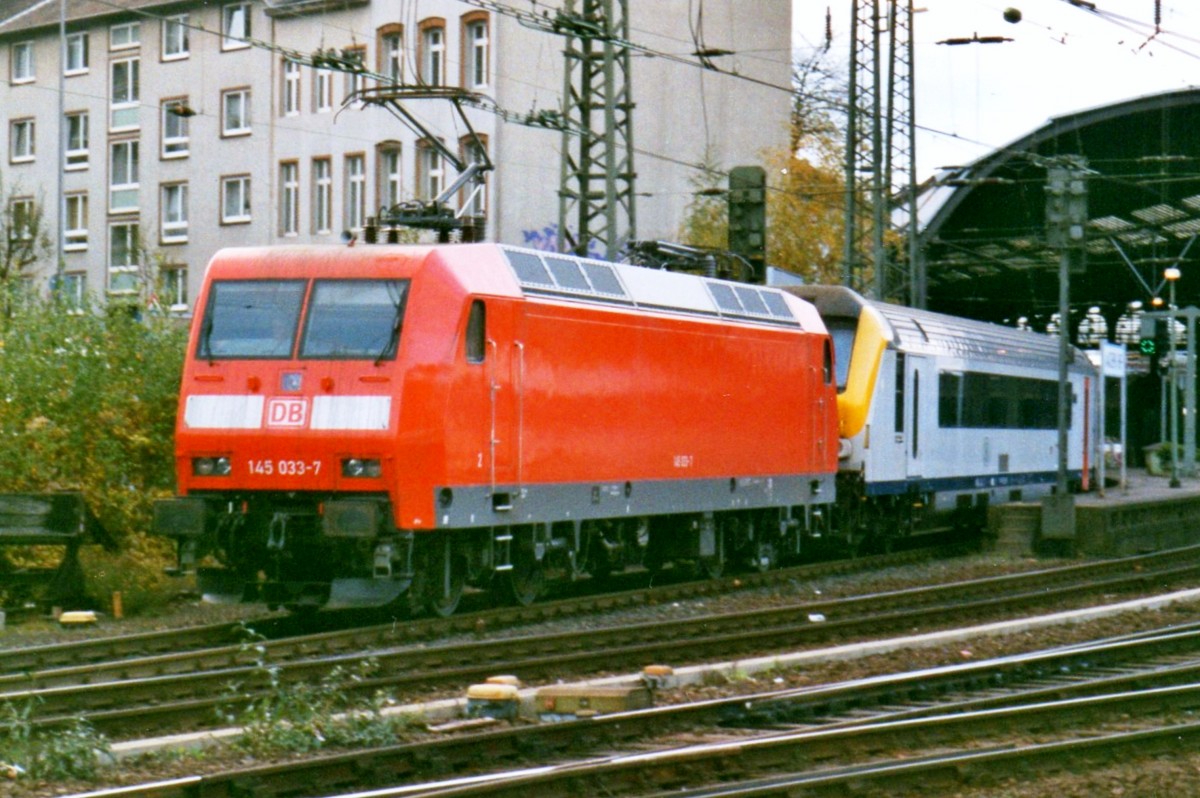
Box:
(0, 288, 186, 609)
(0, 700, 110, 781)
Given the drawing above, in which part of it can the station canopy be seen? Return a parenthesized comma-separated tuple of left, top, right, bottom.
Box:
(919, 88, 1200, 329)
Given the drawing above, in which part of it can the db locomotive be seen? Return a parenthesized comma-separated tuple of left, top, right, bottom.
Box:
(152, 244, 1097, 614)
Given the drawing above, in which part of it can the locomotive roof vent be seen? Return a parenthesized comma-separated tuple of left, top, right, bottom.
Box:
(499, 246, 799, 327)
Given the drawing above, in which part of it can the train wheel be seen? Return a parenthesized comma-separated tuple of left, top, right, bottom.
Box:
(424, 545, 466, 618)
(500, 540, 544, 606)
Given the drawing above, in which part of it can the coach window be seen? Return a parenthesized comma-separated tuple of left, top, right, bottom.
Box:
(823, 339, 833, 384)
(465, 300, 486, 363)
(894, 352, 905, 433)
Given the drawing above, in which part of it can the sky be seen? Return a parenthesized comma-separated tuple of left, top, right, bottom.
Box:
(793, 1, 1200, 182)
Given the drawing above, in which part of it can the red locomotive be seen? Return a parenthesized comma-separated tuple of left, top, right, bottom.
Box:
(153, 244, 840, 613)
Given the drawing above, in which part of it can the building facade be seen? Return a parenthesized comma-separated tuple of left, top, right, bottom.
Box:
(0, 0, 791, 313)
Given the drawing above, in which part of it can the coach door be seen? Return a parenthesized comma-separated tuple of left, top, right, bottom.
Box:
(485, 301, 523, 510)
(906, 355, 932, 479)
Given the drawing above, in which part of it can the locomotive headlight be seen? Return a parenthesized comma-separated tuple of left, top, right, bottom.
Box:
(193, 456, 232, 476)
(342, 458, 382, 478)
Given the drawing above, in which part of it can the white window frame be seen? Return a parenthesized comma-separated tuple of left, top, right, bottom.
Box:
(108, 221, 140, 294)
(161, 182, 188, 243)
(282, 59, 300, 116)
(109, 22, 140, 51)
(466, 19, 489, 89)
(8, 197, 34, 241)
(162, 266, 188, 311)
(162, 14, 189, 60)
(221, 175, 251, 223)
(380, 146, 402, 209)
(110, 57, 140, 131)
(382, 32, 402, 83)
(280, 161, 299, 236)
(222, 88, 250, 136)
(343, 47, 366, 98)
(9, 118, 34, 163)
(345, 154, 366, 231)
(65, 111, 88, 169)
(422, 26, 445, 86)
(65, 33, 88, 75)
(419, 142, 444, 200)
(161, 99, 190, 158)
(60, 272, 87, 311)
(315, 69, 333, 112)
(64, 193, 88, 250)
(11, 41, 34, 83)
(222, 3, 251, 51)
(313, 157, 332, 234)
(109, 139, 139, 212)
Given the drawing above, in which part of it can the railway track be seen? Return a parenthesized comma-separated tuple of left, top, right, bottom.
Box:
(0, 547, 934, 675)
(10, 544, 1200, 737)
(69, 621, 1200, 797)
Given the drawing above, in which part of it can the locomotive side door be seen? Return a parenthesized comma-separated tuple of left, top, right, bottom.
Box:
(484, 299, 523, 509)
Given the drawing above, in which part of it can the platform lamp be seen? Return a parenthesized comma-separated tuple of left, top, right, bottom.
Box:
(1166, 266, 1182, 488)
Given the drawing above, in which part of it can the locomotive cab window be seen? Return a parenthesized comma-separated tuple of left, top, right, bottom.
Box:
(465, 299, 486, 363)
(300, 279, 409, 360)
(198, 279, 306, 359)
(825, 319, 856, 390)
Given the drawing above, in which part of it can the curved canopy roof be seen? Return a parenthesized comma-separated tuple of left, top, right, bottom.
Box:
(919, 88, 1200, 328)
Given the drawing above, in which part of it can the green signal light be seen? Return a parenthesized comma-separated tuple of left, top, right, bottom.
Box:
(1140, 338, 1156, 355)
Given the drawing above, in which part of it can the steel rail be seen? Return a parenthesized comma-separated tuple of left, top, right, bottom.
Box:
(65, 627, 1200, 798)
(17, 551, 1200, 738)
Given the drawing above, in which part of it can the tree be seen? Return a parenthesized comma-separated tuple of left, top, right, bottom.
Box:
(676, 51, 848, 286)
(0, 184, 53, 283)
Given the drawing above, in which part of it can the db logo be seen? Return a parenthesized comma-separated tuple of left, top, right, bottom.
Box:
(266, 398, 308, 428)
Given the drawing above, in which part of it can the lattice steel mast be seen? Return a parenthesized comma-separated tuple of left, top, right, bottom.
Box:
(557, 0, 636, 259)
(844, 0, 919, 305)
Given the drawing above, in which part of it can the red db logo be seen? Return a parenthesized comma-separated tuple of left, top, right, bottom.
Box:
(266, 398, 308, 428)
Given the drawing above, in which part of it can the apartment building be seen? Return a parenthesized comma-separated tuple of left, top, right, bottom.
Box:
(0, 0, 791, 312)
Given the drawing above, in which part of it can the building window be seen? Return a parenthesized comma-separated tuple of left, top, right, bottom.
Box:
(11, 41, 34, 83)
(313, 157, 332, 234)
(221, 174, 251, 223)
(64, 193, 88, 250)
(9, 118, 34, 163)
(315, 68, 333, 112)
(110, 22, 140, 50)
(161, 265, 187, 310)
(65, 111, 88, 169)
(162, 14, 189, 60)
(108, 222, 140, 294)
(161, 98, 190, 157)
(65, 33, 88, 74)
(282, 59, 301, 116)
(109, 139, 139, 212)
(161, 182, 188, 243)
(110, 57, 140, 130)
(280, 161, 299, 236)
(378, 25, 403, 83)
(459, 134, 488, 217)
(343, 45, 366, 98)
(378, 143, 402, 210)
(463, 14, 489, 89)
(419, 20, 445, 87)
(345, 153, 365, 231)
(417, 139, 444, 200)
(222, 3, 250, 50)
(59, 272, 87, 310)
(222, 88, 250, 136)
(8, 197, 34, 241)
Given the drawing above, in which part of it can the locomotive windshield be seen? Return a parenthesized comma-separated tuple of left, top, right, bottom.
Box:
(198, 280, 306, 359)
(197, 278, 409, 360)
(300, 279, 408, 359)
